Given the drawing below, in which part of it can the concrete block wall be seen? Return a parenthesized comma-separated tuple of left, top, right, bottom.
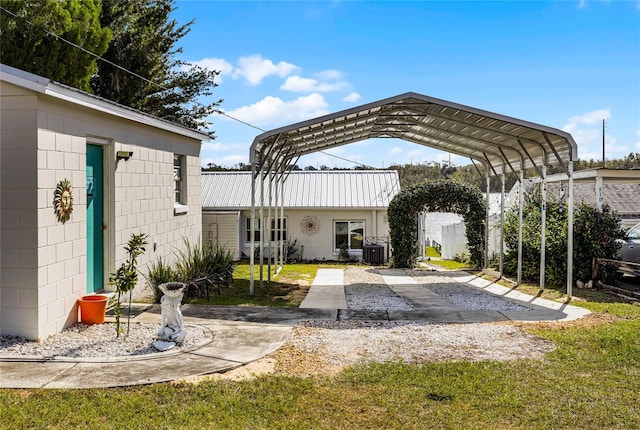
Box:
(0, 89, 41, 339)
(1, 80, 203, 340)
(113, 138, 202, 300)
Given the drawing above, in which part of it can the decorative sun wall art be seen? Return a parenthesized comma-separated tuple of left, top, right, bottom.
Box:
(54, 178, 74, 223)
(300, 215, 321, 236)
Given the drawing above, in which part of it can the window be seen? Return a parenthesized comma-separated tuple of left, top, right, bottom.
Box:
(335, 220, 364, 251)
(245, 218, 287, 242)
(173, 154, 185, 204)
(245, 218, 260, 242)
(271, 218, 287, 241)
(173, 154, 188, 214)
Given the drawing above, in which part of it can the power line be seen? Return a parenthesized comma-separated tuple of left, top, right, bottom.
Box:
(1, 5, 377, 170)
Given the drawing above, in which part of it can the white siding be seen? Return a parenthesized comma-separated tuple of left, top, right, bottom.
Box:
(203, 212, 240, 260)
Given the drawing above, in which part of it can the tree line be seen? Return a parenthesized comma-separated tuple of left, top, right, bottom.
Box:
(203, 153, 640, 192)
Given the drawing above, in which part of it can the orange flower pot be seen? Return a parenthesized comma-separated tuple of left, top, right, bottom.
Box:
(78, 295, 108, 324)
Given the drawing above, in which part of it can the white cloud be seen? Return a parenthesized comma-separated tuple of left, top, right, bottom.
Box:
(222, 93, 329, 127)
(232, 55, 299, 85)
(315, 69, 343, 80)
(281, 76, 320, 92)
(201, 141, 244, 152)
(568, 108, 611, 125)
(562, 108, 620, 161)
(390, 146, 403, 155)
(189, 57, 233, 83)
(280, 76, 347, 92)
(343, 92, 361, 103)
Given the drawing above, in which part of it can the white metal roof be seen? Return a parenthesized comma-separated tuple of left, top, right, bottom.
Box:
(201, 170, 401, 209)
(250, 92, 577, 177)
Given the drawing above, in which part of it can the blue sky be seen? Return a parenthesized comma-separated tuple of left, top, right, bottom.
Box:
(171, 1, 640, 169)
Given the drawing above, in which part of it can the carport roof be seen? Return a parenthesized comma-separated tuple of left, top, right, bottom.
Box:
(250, 92, 577, 176)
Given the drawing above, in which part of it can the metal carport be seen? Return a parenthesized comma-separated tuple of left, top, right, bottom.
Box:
(248, 92, 578, 296)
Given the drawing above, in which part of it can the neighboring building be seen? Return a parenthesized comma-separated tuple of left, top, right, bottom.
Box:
(201, 170, 401, 262)
(508, 169, 640, 229)
(544, 182, 640, 229)
(441, 171, 640, 261)
(1, 64, 207, 340)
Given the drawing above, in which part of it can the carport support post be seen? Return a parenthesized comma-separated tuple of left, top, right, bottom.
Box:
(485, 171, 490, 268)
(279, 177, 285, 267)
(517, 170, 524, 285)
(249, 163, 256, 296)
(540, 165, 547, 291)
(567, 160, 574, 299)
(259, 173, 265, 288)
(499, 173, 505, 277)
(267, 171, 273, 283)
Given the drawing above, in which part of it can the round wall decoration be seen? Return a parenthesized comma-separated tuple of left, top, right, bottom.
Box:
(54, 178, 74, 223)
(300, 215, 321, 236)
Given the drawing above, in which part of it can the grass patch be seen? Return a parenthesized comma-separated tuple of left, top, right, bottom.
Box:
(425, 246, 441, 258)
(3, 265, 640, 428)
(184, 263, 320, 307)
(426, 259, 470, 270)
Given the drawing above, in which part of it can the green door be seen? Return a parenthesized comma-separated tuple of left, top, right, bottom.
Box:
(86, 144, 104, 293)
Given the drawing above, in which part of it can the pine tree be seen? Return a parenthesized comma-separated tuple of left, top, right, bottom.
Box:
(91, 0, 220, 136)
(0, 0, 111, 92)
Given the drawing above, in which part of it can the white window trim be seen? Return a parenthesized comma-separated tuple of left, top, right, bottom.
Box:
(173, 154, 188, 215)
(333, 220, 365, 253)
(244, 217, 288, 244)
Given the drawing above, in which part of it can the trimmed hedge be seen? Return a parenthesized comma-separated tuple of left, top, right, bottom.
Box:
(388, 181, 486, 268)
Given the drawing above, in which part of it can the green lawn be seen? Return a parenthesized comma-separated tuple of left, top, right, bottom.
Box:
(184, 263, 320, 307)
(426, 259, 470, 270)
(2, 265, 640, 429)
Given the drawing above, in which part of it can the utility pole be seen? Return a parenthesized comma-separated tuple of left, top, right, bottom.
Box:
(602, 119, 606, 168)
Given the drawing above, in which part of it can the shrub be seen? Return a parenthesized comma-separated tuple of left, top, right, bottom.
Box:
(173, 240, 235, 299)
(503, 185, 625, 287)
(388, 181, 485, 269)
(146, 240, 235, 302)
(146, 257, 176, 303)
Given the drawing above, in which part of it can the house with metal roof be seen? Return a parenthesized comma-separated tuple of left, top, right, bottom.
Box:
(201, 170, 401, 262)
(1, 64, 208, 340)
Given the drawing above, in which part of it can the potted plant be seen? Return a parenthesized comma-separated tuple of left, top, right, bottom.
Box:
(109, 233, 148, 337)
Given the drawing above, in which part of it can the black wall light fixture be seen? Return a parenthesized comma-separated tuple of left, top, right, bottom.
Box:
(116, 151, 133, 161)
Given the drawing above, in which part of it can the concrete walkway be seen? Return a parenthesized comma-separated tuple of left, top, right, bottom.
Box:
(299, 268, 348, 309)
(0, 269, 589, 389)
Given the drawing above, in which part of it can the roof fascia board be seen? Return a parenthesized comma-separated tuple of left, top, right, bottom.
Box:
(545, 168, 640, 183)
(1, 64, 49, 92)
